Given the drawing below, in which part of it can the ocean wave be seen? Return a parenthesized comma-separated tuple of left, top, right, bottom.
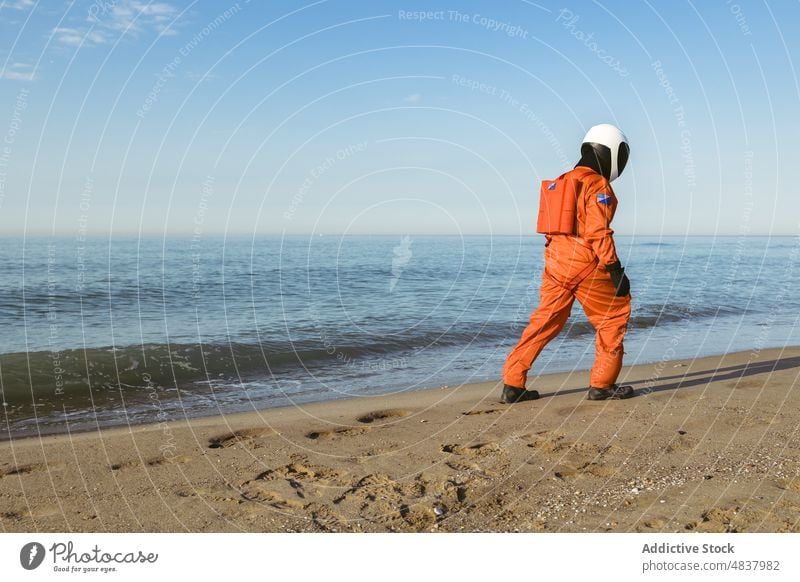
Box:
(0, 323, 504, 403)
(0, 298, 749, 421)
(0, 301, 745, 399)
(632, 302, 746, 323)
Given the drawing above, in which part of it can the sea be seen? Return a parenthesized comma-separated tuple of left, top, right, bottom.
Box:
(2, 234, 799, 439)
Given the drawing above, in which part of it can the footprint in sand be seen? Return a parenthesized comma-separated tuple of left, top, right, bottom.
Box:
(243, 459, 350, 506)
(523, 431, 567, 453)
(356, 409, 413, 424)
(239, 481, 305, 510)
(441, 442, 503, 457)
(208, 427, 275, 449)
(445, 459, 481, 472)
(398, 503, 438, 530)
(461, 408, 502, 416)
(238, 489, 351, 530)
(523, 431, 621, 456)
(685, 506, 742, 533)
(443, 458, 498, 480)
(305, 502, 351, 532)
(175, 483, 242, 505)
(109, 460, 142, 471)
(440, 441, 507, 479)
(253, 460, 349, 484)
(637, 517, 667, 531)
(332, 472, 452, 531)
(110, 454, 193, 471)
(0, 461, 65, 478)
(305, 426, 371, 440)
(335, 473, 425, 503)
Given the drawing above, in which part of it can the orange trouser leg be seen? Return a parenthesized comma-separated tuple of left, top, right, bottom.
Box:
(502, 274, 575, 388)
(573, 269, 632, 388)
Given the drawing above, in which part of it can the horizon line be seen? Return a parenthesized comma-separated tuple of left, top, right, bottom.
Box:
(1, 232, 798, 238)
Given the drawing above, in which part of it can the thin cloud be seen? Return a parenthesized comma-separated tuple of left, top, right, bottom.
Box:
(403, 93, 421, 103)
(52, 0, 179, 47)
(1, 0, 35, 10)
(0, 62, 35, 80)
(1, 70, 35, 80)
(52, 26, 107, 47)
(89, 0, 179, 35)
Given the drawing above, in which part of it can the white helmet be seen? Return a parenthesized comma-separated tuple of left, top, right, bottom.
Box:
(581, 124, 630, 182)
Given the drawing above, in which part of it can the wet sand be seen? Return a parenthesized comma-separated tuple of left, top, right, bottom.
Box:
(1, 347, 799, 532)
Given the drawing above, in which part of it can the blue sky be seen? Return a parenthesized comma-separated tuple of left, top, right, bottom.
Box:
(0, 0, 798, 236)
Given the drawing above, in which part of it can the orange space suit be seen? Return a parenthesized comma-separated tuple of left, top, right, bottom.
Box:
(502, 123, 634, 403)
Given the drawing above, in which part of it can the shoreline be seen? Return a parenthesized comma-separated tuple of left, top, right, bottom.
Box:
(3, 344, 787, 442)
(2, 346, 799, 532)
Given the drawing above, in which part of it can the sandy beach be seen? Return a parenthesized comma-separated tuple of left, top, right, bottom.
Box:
(2, 347, 799, 533)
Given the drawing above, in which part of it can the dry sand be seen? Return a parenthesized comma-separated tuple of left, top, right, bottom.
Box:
(2, 347, 799, 533)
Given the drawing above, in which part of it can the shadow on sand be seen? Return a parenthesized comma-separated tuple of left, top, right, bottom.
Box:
(540, 355, 800, 399)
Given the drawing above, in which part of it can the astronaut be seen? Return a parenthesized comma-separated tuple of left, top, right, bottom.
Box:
(502, 124, 634, 403)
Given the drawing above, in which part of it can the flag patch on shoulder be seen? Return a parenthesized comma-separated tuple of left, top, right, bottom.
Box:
(597, 192, 612, 205)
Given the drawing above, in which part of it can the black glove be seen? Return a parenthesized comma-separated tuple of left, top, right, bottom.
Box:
(606, 261, 630, 297)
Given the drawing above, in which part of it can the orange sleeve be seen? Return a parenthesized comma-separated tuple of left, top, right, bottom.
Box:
(580, 177, 619, 266)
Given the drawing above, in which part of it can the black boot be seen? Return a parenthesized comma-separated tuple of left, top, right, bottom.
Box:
(587, 384, 634, 400)
(501, 384, 540, 404)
